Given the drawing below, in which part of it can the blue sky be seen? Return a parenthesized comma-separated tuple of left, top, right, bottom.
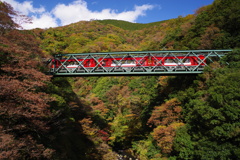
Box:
(3, 0, 214, 29)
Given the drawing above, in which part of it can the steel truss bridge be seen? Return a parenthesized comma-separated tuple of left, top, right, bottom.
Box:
(48, 50, 232, 76)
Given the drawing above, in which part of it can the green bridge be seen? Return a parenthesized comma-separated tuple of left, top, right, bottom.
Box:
(47, 50, 232, 76)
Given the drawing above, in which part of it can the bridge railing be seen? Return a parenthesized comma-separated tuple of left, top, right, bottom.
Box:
(47, 50, 232, 76)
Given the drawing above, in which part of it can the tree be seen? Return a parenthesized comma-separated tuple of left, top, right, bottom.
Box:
(148, 98, 182, 127)
(0, 1, 19, 34)
(199, 25, 221, 49)
(173, 126, 194, 159)
(148, 98, 184, 155)
(0, 2, 55, 159)
(177, 56, 240, 159)
(0, 1, 30, 35)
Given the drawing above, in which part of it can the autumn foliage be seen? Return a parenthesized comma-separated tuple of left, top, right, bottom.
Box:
(148, 98, 182, 127)
(147, 98, 184, 154)
(1, 0, 240, 159)
(0, 2, 53, 159)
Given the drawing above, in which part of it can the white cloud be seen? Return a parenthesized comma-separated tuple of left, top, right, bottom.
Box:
(108, 5, 155, 22)
(52, 0, 89, 25)
(21, 13, 58, 29)
(3, 0, 45, 15)
(53, 1, 155, 25)
(2, 0, 156, 29)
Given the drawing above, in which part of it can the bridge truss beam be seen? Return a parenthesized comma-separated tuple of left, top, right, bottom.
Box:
(48, 50, 232, 76)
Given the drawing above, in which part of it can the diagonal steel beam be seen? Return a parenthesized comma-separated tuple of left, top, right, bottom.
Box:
(49, 49, 232, 76)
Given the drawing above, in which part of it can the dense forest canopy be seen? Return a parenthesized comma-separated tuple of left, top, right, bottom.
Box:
(0, 0, 240, 159)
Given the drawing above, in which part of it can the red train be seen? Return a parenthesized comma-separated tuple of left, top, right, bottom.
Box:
(50, 55, 206, 72)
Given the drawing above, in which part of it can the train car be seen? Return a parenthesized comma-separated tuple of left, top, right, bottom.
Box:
(50, 55, 206, 72)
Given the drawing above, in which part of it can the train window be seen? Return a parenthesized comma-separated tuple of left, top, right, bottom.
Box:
(67, 62, 74, 65)
(102, 60, 107, 66)
(183, 59, 190, 63)
(165, 59, 175, 63)
(127, 60, 135, 64)
(152, 59, 163, 65)
(121, 60, 126, 64)
(112, 60, 135, 65)
(112, 60, 120, 65)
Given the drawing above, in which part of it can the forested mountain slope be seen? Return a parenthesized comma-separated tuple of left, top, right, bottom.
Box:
(96, 19, 167, 31)
(40, 0, 240, 55)
(1, 0, 240, 159)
